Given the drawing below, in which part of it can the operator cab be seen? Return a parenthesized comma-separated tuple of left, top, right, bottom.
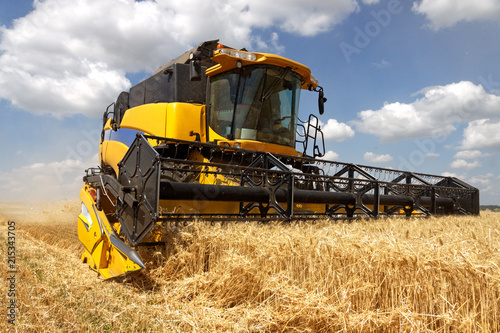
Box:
(205, 45, 324, 156)
(209, 65, 301, 148)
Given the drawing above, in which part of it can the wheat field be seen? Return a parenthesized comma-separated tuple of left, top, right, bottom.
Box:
(1, 201, 499, 332)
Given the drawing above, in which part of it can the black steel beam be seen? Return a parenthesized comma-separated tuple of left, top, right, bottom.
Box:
(159, 181, 454, 209)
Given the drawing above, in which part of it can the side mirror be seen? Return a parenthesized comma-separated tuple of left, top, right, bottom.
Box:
(317, 87, 327, 115)
(189, 51, 202, 81)
(190, 60, 201, 81)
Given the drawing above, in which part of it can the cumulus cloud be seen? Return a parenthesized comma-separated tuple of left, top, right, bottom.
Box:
(319, 150, 340, 161)
(372, 59, 391, 69)
(364, 152, 393, 163)
(468, 174, 492, 187)
(460, 119, 500, 151)
(321, 118, 355, 141)
(0, 155, 97, 201)
(413, 0, 500, 30)
(442, 172, 458, 178)
(449, 159, 481, 170)
(353, 81, 500, 142)
(454, 150, 491, 159)
(467, 174, 500, 201)
(0, 0, 360, 118)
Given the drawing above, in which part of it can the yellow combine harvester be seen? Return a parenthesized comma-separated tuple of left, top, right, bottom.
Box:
(77, 40, 479, 279)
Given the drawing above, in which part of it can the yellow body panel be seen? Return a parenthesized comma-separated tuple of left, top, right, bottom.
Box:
(100, 140, 128, 176)
(222, 140, 300, 156)
(206, 49, 318, 90)
(165, 103, 206, 142)
(208, 127, 226, 141)
(100, 102, 207, 172)
(103, 117, 113, 131)
(208, 127, 301, 156)
(104, 246, 140, 278)
(117, 102, 206, 140)
(78, 186, 104, 255)
(120, 103, 168, 136)
(78, 184, 144, 279)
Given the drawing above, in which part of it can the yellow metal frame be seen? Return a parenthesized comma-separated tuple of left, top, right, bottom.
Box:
(78, 184, 143, 279)
(206, 49, 319, 90)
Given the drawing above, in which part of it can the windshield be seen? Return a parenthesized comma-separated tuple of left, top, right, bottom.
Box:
(209, 65, 301, 147)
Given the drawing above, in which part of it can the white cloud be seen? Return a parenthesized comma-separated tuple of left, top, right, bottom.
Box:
(442, 172, 458, 178)
(319, 150, 340, 161)
(364, 152, 393, 163)
(321, 119, 355, 141)
(253, 32, 285, 54)
(460, 119, 500, 151)
(449, 159, 481, 170)
(468, 174, 492, 187)
(0, 155, 97, 201)
(362, 0, 380, 4)
(454, 150, 491, 159)
(0, 0, 360, 118)
(232, 0, 360, 37)
(466, 174, 500, 201)
(413, 0, 500, 30)
(353, 81, 500, 142)
(373, 59, 391, 69)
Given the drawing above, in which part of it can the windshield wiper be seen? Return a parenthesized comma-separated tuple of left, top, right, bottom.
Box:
(261, 67, 291, 101)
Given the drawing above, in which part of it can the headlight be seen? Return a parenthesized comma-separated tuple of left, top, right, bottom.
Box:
(218, 48, 257, 61)
(310, 74, 319, 87)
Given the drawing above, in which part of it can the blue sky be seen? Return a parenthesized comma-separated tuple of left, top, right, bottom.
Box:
(1, 0, 500, 204)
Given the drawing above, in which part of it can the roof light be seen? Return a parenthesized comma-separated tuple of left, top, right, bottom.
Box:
(310, 74, 319, 87)
(218, 48, 257, 61)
